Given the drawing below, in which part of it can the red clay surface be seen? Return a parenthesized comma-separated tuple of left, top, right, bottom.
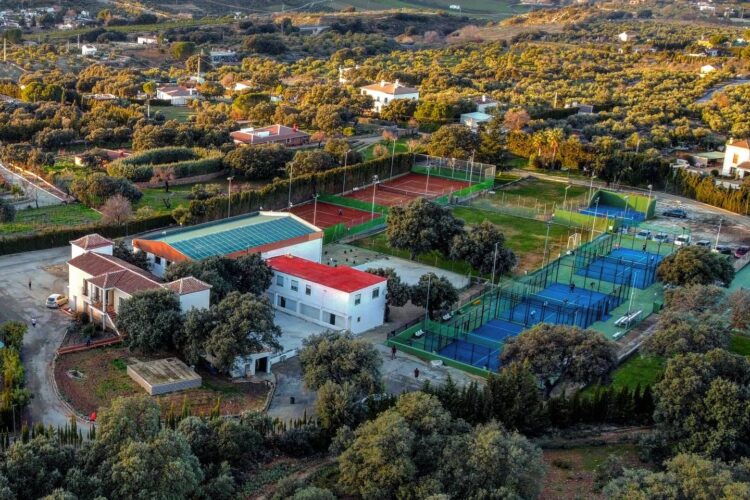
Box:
(344, 173, 470, 207)
(290, 201, 379, 229)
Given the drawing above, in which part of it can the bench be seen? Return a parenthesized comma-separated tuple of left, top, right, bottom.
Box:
(614, 310, 642, 327)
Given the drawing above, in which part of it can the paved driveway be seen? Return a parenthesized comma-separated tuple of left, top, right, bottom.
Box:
(0, 246, 79, 428)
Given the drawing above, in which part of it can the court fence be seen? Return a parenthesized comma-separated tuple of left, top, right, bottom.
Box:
(323, 215, 387, 244)
(318, 193, 389, 215)
(412, 154, 496, 184)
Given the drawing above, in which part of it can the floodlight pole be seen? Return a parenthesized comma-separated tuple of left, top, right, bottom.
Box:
(424, 273, 433, 324)
(647, 184, 653, 203)
(491, 242, 499, 286)
(469, 150, 476, 185)
(563, 184, 572, 211)
(715, 218, 723, 250)
(628, 271, 638, 314)
(543, 221, 552, 267)
(389, 136, 396, 179)
(588, 173, 597, 201)
(227, 176, 234, 218)
(371, 175, 378, 218)
(623, 196, 629, 220)
(591, 198, 600, 241)
(288, 164, 293, 208)
(342, 150, 349, 194)
(313, 194, 319, 227)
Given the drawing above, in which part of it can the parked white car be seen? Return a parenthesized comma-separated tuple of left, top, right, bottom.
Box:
(45, 294, 68, 308)
(675, 235, 691, 246)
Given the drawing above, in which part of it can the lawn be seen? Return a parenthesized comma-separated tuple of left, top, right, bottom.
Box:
(360, 138, 411, 162)
(54, 346, 269, 417)
(453, 206, 589, 272)
(151, 105, 197, 123)
(350, 231, 475, 276)
(136, 185, 195, 215)
(0, 204, 101, 236)
(730, 333, 750, 357)
(609, 355, 665, 391)
(496, 178, 590, 209)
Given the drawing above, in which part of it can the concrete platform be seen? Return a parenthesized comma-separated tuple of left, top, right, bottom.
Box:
(127, 358, 202, 396)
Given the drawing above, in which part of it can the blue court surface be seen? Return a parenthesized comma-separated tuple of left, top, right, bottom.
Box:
(576, 249, 663, 289)
(503, 283, 613, 328)
(437, 338, 501, 371)
(579, 204, 646, 222)
(470, 319, 524, 343)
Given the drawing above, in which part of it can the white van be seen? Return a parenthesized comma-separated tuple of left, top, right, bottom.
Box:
(675, 235, 691, 246)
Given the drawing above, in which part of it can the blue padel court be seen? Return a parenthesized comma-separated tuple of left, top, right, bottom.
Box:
(437, 338, 501, 372)
(499, 283, 614, 328)
(575, 248, 663, 289)
(579, 204, 646, 222)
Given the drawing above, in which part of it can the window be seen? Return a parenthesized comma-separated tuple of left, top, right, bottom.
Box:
(154, 255, 161, 265)
(82, 279, 88, 296)
(291, 280, 299, 292)
(305, 285, 311, 296)
(372, 287, 380, 299)
(357, 317, 361, 323)
(276, 275, 284, 287)
(328, 313, 336, 325)
(355, 293, 361, 305)
(733, 153, 740, 164)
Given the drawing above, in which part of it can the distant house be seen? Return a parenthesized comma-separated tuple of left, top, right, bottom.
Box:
(298, 25, 330, 35)
(82, 93, 118, 102)
(618, 31, 635, 43)
(700, 64, 718, 76)
(230, 124, 310, 147)
(81, 44, 97, 56)
(722, 139, 750, 178)
(137, 36, 158, 45)
(360, 80, 419, 113)
(233, 80, 254, 92)
(156, 85, 200, 106)
(338, 65, 359, 84)
(209, 49, 238, 65)
(74, 148, 130, 167)
(469, 94, 499, 114)
(460, 111, 492, 131)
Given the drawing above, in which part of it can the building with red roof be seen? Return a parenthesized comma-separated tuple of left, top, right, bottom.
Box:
(67, 235, 211, 332)
(266, 255, 386, 334)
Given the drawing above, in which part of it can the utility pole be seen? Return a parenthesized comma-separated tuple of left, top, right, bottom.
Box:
(197, 50, 201, 82)
(553, 91, 558, 108)
(77, 33, 80, 49)
(715, 218, 723, 250)
(3, 39, 6, 63)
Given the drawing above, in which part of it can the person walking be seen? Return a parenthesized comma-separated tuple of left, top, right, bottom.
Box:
(31, 318, 36, 327)
(28, 279, 31, 289)
(414, 367, 420, 379)
(391, 344, 397, 360)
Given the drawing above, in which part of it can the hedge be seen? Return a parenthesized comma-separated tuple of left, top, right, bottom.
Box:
(0, 214, 174, 256)
(107, 148, 223, 182)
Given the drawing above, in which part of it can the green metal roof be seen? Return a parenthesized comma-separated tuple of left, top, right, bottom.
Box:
(149, 213, 317, 260)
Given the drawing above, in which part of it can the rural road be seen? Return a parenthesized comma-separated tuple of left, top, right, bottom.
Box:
(0, 246, 86, 429)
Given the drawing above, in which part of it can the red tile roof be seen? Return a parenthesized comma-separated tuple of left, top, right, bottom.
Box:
(730, 139, 750, 150)
(230, 125, 310, 145)
(70, 233, 113, 250)
(360, 81, 418, 95)
(267, 255, 386, 293)
(165, 277, 212, 295)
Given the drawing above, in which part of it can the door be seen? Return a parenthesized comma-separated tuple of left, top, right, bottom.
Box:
(255, 356, 268, 374)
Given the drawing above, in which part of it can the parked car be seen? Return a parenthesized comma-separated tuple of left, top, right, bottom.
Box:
(45, 294, 68, 308)
(663, 208, 688, 219)
(635, 230, 652, 240)
(695, 239, 712, 248)
(713, 245, 733, 255)
(735, 246, 750, 259)
(675, 235, 691, 246)
(653, 233, 670, 243)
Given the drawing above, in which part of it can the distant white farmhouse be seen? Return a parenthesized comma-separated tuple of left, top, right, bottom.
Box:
(700, 64, 718, 76)
(137, 36, 158, 45)
(360, 80, 419, 113)
(722, 139, 750, 178)
(461, 111, 492, 131)
(156, 85, 200, 106)
(81, 44, 97, 56)
(618, 31, 635, 42)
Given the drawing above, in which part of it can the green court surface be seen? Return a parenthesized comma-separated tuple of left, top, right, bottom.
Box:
(144, 213, 317, 260)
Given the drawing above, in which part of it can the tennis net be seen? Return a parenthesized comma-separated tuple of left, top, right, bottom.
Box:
(378, 183, 440, 200)
(601, 255, 652, 270)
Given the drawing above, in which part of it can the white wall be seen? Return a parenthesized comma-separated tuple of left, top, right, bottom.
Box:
(71, 243, 112, 259)
(262, 238, 323, 264)
(722, 145, 750, 177)
(361, 88, 419, 112)
(268, 270, 385, 334)
(141, 252, 173, 278)
(178, 289, 210, 312)
(67, 265, 90, 314)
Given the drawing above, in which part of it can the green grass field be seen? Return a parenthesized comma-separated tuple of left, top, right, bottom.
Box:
(360, 138, 410, 162)
(136, 186, 195, 215)
(731, 333, 750, 357)
(453, 205, 590, 272)
(151, 106, 196, 123)
(0, 204, 101, 236)
(609, 355, 665, 391)
(496, 178, 590, 208)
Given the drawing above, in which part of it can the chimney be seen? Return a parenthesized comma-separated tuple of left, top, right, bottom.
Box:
(395, 79, 401, 87)
(293, 123, 298, 131)
(482, 94, 487, 102)
(380, 80, 387, 87)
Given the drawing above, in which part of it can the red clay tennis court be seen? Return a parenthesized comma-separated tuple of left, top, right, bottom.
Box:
(344, 172, 471, 207)
(290, 201, 379, 229)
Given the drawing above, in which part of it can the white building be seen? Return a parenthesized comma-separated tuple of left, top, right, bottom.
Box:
(233, 80, 253, 92)
(722, 139, 750, 178)
(81, 44, 97, 56)
(618, 31, 635, 43)
(470, 94, 499, 114)
(700, 64, 718, 76)
(360, 80, 419, 113)
(155, 85, 200, 106)
(67, 234, 211, 332)
(266, 255, 386, 334)
(209, 49, 238, 65)
(137, 36, 158, 45)
(460, 111, 492, 131)
(132, 212, 323, 278)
